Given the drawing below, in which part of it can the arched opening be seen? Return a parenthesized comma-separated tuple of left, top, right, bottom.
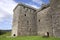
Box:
(47, 32, 49, 37)
(13, 34, 16, 36)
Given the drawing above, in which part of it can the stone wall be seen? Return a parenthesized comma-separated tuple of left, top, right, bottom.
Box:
(12, 6, 20, 36)
(37, 7, 53, 36)
(12, 3, 37, 36)
(12, 0, 60, 37)
(50, 0, 60, 37)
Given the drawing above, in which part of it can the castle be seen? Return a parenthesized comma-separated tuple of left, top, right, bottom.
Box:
(12, 0, 60, 37)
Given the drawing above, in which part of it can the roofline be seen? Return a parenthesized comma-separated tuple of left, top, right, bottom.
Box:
(36, 7, 50, 13)
(13, 3, 37, 12)
(36, 4, 50, 12)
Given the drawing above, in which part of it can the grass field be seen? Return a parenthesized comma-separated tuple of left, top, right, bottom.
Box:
(0, 32, 60, 40)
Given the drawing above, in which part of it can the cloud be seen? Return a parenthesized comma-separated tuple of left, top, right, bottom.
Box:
(0, 0, 17, 29)
(14, 0, 42, 9)
(25, 3, 40, 9)
(0, 0, 17, 15)
(32, 0, 44, 5)
(0, 0, 40, 29)
(0, 0, 49, 30)
(0, 8, 11, 22)
(0, 0, 17, 22)
(24, 0, 45, 9)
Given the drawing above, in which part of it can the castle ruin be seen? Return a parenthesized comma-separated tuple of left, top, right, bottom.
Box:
(12, 0, 60, 37)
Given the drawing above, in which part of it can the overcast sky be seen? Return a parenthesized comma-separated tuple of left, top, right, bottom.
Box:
(0, 0, 49, 30)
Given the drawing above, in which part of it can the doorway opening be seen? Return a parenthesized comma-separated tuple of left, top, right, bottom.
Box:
(13, 34, 16, 36)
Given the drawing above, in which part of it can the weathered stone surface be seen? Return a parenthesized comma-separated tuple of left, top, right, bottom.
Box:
(12, 0, 60, 37)
(37, 7, 53, 36)
(12, 3, 37, 36)
(12, 6, 21, 36)
(50, 0, 60, 37)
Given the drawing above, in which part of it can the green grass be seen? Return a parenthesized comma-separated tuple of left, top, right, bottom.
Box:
(0, 32, 11, 36)
(0, 32, 60, 40)
(0, 36, 60, 40)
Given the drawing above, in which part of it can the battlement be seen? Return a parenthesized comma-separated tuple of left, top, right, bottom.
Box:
(36, 4, 50, 12)
(13, 3, 37, 12)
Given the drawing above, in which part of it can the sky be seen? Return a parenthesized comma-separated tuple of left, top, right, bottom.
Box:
(0, 0, 49, 30)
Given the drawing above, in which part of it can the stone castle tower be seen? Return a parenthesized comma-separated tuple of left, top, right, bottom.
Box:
(12, 3, 37, 36)
(12, 0, 60, 37)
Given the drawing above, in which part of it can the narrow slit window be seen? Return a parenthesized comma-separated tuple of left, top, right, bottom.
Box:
(24, 14, 26, 16)
(39, 19, 40, 22)
(27, 21, 29, 25)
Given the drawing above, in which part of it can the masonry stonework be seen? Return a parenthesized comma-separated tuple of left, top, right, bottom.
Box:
(12, 0, 60, 37)
(12, 4, 37, 36)
(37, 7, 53, 36)
(50, 0, 60, 37)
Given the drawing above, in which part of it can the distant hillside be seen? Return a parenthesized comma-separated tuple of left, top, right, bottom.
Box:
(0, 30, 11, 35)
